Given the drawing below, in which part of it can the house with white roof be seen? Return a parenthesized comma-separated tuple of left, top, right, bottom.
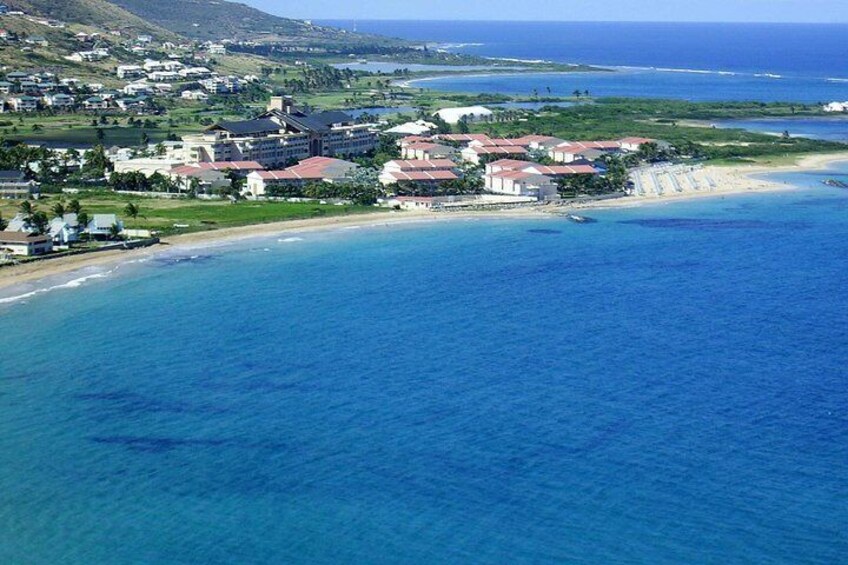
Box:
(181, 90, 209, 102)
(433, 106, 493, 125)
(485, 170, 559, 200)
(7, 95, 39, 112)
(123, 82, 153, 96)
(116, 65, 145, 80)
(43, 93, 75, 109)
(86, 214, 123, 238)
(384, 120, 438, 137)
(83, 96, 108, 110)
(49, 213, 80, 246)
(179, 67, 214, 80)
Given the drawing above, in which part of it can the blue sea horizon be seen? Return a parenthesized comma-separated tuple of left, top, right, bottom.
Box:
(1, 166, 847, 562)
(322, 21, 848, 103)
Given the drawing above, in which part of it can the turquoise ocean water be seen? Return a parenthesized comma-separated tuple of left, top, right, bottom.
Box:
(1, 167, 847, 562)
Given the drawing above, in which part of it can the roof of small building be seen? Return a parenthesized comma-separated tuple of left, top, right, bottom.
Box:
(386, 170, 459, 182)
(253, 157, 357, 181)
(383, 159, 456, 171)
(0, 230, 51, 243)
(436, 133, 492, 143)
(465, 146, 528, 155)
(486, 159, 532, 170)
(0, 170, 26, 181)
(553, 141, 621, 152)
(528, 164, 599, 176)
(619, 137, 655, 145)
(171, 161, 264, 177)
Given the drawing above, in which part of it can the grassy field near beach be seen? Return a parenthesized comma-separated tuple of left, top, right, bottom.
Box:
(0, 192, 377, 236)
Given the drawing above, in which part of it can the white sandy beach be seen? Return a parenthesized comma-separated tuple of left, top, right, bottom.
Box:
(2, 151, 847, 296)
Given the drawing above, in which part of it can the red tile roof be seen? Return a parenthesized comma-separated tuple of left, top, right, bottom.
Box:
(528, 165, 599, 176)
(171, 161, 264, 176)
(553, 141, 621, 152)
(488, 170, 541, 181)
(466, 146, 528, 155)
(254, 157, 354, 181)
(384, 159, 456, 171)
(436, 133, 492, 143)
(386, 170, 459, 182)
(619, 137, 655, 145)
(486, 159, 533, 170)
(399, 135, 433, 145)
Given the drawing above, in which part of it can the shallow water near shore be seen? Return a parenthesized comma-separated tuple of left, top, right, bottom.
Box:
(1, 168, 848, 563)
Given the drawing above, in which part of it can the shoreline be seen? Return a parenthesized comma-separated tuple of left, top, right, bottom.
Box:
(2, 151, 847, 300)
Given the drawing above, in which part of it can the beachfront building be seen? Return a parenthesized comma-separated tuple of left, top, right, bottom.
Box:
(86, 214, 124, 239)
(49, 213, 81, 246)
(169, 161, 264, 193)
(0, 231, 53, 256)
(460, 145, 529, 165)
(401, 142, 457, 161)
(485, 170, 559, 200)
(387, 196, 448, 210)
(246, 157, 358, 197)
(379, 159, 459, 187)
(618, 137, 657, 152)
(433, 106, 493, 125)
(484, 159, 598, 200)
(549, 141, 622, 163)
(182, 96, 378, 167)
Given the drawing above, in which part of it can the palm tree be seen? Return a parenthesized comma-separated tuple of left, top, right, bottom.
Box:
(124, 202, 140, 219)
(67, 199, 82, 215)
(52, 201, 66, 218)
(573, 89, 582, 99)
(19, 200, 34, 216)
(108, 223, 123, 240)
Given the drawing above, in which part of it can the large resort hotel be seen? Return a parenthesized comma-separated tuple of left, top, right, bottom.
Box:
(182, 96, 378, 167)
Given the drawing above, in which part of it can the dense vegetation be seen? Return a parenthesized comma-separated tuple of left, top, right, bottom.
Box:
(471, 100, 845, 162)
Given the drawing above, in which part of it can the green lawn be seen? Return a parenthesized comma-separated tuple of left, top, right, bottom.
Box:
(1, 192, 383, 236)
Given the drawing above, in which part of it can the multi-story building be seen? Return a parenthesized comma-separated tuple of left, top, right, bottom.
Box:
(182, 97, 378, 168)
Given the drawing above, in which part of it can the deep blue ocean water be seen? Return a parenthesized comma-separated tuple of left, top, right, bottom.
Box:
(2, 166, 848, 562)
(714, 117, 848, 142)
(322, 21, 848, 102)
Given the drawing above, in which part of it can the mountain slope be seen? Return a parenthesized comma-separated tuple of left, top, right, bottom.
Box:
(3, 0, 180, 41)
(106, 0, 403, 46)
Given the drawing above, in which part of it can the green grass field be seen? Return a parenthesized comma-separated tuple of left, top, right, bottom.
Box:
(1, 192, 382, 236)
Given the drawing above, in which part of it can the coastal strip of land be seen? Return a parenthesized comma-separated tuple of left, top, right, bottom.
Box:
(2, 152, 848, 298)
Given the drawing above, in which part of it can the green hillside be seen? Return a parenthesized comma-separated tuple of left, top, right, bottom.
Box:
(3, 0, 180, 41)
(106, 0, 403, 46)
